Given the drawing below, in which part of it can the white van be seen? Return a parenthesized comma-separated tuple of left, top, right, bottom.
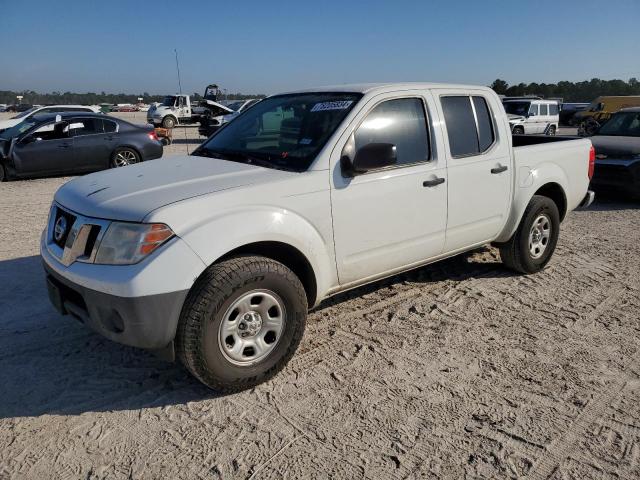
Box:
(503, 99, 560, 135)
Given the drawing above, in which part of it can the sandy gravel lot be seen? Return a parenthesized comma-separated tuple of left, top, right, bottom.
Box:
(0, 111, 638, 479)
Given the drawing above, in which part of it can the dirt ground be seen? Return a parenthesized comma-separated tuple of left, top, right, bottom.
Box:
(0, 111, 639, 479)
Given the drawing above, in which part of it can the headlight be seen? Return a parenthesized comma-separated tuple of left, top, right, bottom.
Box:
(95, 222, 174, 265)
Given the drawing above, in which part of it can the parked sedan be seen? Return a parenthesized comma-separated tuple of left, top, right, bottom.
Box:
(0, 112, 163, 181)
(0, 104, 101, 132)
(590, 107, 640, 199)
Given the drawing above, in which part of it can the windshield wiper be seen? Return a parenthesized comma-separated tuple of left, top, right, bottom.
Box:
(196, 147, 294, 171)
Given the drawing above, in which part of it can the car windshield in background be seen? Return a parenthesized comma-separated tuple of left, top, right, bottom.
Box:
(503, 102, 531, 116)
(12, 107, 38, 119)
(598, 112, 640, 137)
(0, 118, 40, 140)
(161, 96, 176, 107)
(194, 93, 363, 172)
(224, 101, 245, 111)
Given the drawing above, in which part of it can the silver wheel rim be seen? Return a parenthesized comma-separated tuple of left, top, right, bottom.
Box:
(114, 150, 137, 167)
(529, 213, 551, 259)
(218, 289, 286, 366)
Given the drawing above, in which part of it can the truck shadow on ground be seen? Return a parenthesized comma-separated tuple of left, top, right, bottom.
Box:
(0, 250, 510, 419)
(0, 195, 632, 420)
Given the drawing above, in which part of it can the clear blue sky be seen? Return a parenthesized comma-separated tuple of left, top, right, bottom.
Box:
(1, 0, 639, 95)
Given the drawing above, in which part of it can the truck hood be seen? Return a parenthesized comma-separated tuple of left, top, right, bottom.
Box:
(507, 114, 525, 123)
(590, 135, 640, 157)
(200, 99, 235, 117)
(54, 155, 295, 222)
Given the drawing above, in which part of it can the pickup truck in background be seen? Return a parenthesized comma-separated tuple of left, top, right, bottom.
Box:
(42, 83, 594, 391)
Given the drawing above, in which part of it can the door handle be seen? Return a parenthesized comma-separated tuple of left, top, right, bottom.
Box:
(104, 136, 113, 140)
(423, 177, 445, 187)
(491, 165, 508, 174)
(58, 143, 71, 148)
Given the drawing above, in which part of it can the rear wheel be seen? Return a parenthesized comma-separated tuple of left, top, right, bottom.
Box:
(512, 126, 524, 135)
(162, 116, 176, 129)
(111, 148, 140, 168)
(176, 256, 307, 392)
(498, 195, 560, 274)
(547, 125, 556, 136)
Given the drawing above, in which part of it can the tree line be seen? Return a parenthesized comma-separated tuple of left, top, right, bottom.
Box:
(0, 90, 266, 106)
(490, 78, 640, 102)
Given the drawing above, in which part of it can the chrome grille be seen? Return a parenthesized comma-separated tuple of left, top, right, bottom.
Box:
(46, 204, 111, 267)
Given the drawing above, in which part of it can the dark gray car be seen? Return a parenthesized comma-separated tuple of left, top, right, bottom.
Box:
(0, 112, 163, 181)
(590, 107, 640, 199)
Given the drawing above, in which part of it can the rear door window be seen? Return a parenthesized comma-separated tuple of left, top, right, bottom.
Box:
(441, 95, 495, 157)
(472, 96, 495, 152)
(354, 98, 430, 166)
(441, 96, 479, 157)
(540, 104, 549, 116)
(69, 118, 103, 136)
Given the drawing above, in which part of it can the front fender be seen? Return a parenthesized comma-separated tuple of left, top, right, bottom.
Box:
(495, 162, 570, 243)
(166, 206, 336, 304)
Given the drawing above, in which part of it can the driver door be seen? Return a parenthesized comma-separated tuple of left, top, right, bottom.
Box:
(331, 93, 448, 285)
(12, 121, 75, 176)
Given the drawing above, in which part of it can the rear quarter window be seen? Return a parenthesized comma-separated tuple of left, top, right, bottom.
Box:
(103, 120, 118, 133)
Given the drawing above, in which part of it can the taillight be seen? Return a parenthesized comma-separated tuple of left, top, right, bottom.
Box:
(148, 131, 159, 141)
(588, 145, 595, 180)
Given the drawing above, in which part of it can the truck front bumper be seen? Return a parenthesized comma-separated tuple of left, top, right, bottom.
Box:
(41, 233, 205, 353)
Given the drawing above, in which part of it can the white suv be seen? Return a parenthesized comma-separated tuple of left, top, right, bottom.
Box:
(503, 99, 559, 135)
(0, 105, 101, 132)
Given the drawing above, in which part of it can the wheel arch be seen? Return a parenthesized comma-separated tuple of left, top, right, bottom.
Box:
(217, 241, 317, 308)
(534, 182, 567, 221)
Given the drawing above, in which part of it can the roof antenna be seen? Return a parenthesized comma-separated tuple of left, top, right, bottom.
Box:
(174, 48, 190, 154)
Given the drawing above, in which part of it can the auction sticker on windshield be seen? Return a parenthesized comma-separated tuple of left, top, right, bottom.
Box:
(310, 101, 353, 112)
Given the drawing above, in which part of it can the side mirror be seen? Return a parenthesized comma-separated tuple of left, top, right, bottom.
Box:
(350, 143, 397, 174)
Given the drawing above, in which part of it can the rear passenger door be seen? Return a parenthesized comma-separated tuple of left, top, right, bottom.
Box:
(69, 117, 110, 171)
(434, 90, 512, 252)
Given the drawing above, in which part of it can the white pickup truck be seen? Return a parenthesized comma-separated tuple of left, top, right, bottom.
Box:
(42, 83, 595, 391)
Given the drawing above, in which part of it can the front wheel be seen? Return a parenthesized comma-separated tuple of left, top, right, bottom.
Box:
(0, 163, 5, 182)
(162, 116, 176, 129)
(176, 256, 308, 392)
(498, 195, 560, 274)
(512, 126, 525, 135)
(111, 148, 140, 168)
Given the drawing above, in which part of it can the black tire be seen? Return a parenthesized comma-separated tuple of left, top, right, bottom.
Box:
(111, 148, 140, 168)
(547, 125, 556, 136)
(0, 163, 5, 182)
(498, 195, 560, 274)
(162, 116, 176, 129)
(512, 126, 525, 135)
(176, 256, 308, 392)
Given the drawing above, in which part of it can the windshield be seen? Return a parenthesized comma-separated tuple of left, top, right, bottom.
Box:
(161, 96, 177, 107)
(223, 101, 245, 112)
(598, 112, 640, 137)
(0, 118, 40, 140)
(193, 93, 362, 172)
(12, 107, 38, 119)
(503, 101, 531, 116)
